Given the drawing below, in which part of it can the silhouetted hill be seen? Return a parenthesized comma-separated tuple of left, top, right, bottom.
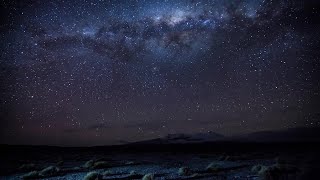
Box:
(131, 127, 320, 145)
(229, 127, 320, 142)
(132, 131, 224, 144)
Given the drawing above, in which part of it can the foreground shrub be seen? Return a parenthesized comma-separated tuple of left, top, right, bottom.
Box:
(83, 171, 102, 180)
(102, 170, 114, 176)
(92, 161, 109, 169)
(83, 159, 110, 169)
(190, 173, 199, 178)
(125, 161, 135, 165)
(178, 167, 192, 176)
(84, 160, 95, 168)
(129, 170, 138, 175)
(206, 162, 224, 172)
(251, 164, 267, 174)
(257, 163, 299, 180)
(73, 167, 81, 170)
(142, 173, 154, 180)
(39, 166, 60, 176)
(258, 165, 282, 180)
(21, 171, 39, 179)
(127, 170, 143, 178)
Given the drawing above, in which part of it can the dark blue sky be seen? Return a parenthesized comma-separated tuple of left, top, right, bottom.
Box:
(0, 0, 319, 146)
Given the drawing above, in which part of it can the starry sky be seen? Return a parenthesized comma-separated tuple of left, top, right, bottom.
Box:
(0, 0, 320, 146)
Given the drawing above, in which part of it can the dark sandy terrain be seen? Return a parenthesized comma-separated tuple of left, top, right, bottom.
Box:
(1, 142, 319, 180)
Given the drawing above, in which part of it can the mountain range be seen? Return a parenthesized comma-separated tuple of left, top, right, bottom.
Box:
(131, 127, 320, 144)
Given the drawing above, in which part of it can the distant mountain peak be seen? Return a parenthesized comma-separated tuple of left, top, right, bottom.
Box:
(133, 131, 224, 145)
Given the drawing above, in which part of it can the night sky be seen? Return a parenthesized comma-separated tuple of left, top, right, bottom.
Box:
(0, 0, 319, 146)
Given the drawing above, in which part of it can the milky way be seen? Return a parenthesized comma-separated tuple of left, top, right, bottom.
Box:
(1, 0, 320, 146)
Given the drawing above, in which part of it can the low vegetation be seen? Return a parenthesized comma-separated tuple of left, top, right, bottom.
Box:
(125, 161, 135, 165)
(92, 161, 109, 169)
(83, 159, 110, 169)
(129, 170, 137, 175)
(142, 173, 154, 180)
(84, 160, 95, 169)
(251, 163, 299, 180)
(190, 173, 200, 178)
(251, 164, 267, 174)
(102, 170, 114, 176)
(73, 166, 81, 171)
(206, 162, 224, 172)
(39, 166, 60, 176)
(178, 167, 192, 176)
(83, 171, 102, 180)
(21, 171, 39, 179)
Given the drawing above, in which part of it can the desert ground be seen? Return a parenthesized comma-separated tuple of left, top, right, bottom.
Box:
(0, 142, 319, 180)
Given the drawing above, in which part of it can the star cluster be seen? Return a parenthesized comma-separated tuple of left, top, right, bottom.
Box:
(0, 0, 319, 146)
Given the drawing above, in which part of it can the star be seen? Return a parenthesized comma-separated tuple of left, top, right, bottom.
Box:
(0, 0, 319, 146)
